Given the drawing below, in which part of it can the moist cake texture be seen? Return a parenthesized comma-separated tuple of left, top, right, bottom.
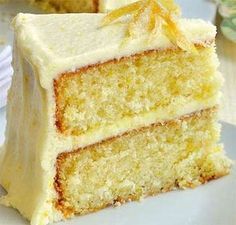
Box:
(55, 108, 230, 217)
(55, 45, 220, 136)
(0, 3, 232, 225)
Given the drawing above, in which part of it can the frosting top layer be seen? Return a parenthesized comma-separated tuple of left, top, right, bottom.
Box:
(13, 13, 216, 88)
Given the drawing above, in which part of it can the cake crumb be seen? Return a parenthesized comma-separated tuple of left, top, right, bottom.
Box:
(114, 201, 121, 207)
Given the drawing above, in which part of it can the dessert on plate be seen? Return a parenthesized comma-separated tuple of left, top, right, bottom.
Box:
(0, 1, 232, 225)
(29, 0, 137, 12)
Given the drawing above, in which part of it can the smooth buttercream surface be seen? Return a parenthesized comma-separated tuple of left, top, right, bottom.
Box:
(13, 13, 216, 89)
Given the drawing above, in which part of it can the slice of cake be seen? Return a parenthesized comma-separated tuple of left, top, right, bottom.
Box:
(0, 1, 232, 225)
(29, 0, 137, 12)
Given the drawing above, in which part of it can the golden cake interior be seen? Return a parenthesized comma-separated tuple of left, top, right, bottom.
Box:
(29, 0, 98, 13)
(55, 44, 220, 136)
(54, 107, 230, 217)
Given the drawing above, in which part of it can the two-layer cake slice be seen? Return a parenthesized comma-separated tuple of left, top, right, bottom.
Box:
(0, 5, 232, 225)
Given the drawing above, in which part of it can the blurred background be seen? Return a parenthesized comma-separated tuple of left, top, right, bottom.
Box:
(0, 0, 235, 127)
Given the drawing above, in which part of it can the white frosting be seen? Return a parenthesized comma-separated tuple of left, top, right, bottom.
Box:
(12, 13, 216, 89)
(0, 13, 218, 225)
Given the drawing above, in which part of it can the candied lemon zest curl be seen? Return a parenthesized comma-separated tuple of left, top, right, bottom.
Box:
(101, 1, 144, 26)
(101, 0, 196, 53)
(159, 0, 181, 15)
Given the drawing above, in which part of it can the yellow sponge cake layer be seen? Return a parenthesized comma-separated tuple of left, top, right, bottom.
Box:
(54, 107, 231, 217)
(55, 44, 220, 136)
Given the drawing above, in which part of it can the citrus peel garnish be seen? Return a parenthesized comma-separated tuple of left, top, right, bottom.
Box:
(101, 0, 196, 53)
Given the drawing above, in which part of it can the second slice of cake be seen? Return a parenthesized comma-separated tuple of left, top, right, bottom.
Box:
(29, 0, 138, 13)
(0, 1, 232, 225)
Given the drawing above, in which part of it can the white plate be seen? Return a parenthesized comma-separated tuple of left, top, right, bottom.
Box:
(0, 106, 235, 225)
